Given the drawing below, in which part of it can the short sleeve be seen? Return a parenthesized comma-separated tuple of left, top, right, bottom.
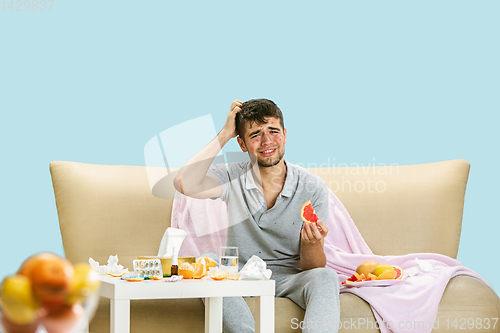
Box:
(311, 179, 329, 225)
(206, 163, 231, 202)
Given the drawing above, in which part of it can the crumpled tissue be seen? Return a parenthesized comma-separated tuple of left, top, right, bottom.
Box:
(406, 258, 435, 277)
(239, 255, 272, 280)
(89, 255, 128, 276)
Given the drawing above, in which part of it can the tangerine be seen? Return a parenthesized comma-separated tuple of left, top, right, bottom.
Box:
(300, 201, 319, 224)
(178, 263, 195, 279)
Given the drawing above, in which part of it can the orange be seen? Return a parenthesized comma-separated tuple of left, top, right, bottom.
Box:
(193, 263, 207, 279)
(106, 271, 126, 277)
(17, 253, 74, 309)
(178, 263, 195, 279)
(300, 200, 319, 224)
(196, 257, 217, 269)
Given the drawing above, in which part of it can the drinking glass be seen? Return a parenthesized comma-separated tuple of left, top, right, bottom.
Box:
(219, 246, 239, 273)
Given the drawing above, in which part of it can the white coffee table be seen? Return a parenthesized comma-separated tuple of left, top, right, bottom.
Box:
(98, 275, 275, 333)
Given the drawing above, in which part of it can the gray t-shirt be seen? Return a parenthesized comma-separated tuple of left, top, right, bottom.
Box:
(207, 160, 329, 271)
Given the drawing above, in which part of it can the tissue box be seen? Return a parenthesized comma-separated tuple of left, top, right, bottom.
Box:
(137, 256, 196, 276)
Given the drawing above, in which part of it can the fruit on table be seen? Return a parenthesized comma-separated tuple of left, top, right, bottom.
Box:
(65, 263, 100, 305)
(178, 262, 195, 279)
(193, 263, 208, 279)
(356, 260, 380, 277)
(17, 253, 74, 310)
(300, 200, 319, 224)
(196, 257, 217, 269)
(209, 271, 229, 280)
(0, 275, 39, 325)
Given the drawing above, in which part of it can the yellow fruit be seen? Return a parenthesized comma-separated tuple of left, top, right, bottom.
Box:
(0, 275, 39, 325)
(377, 270, 397, 280)
(178, 263, 195, 279)
(368, 273, 378, 280)
(356, 260, 380, 277)
(372, 264, 395, 277)
(66, 263, 100, 305)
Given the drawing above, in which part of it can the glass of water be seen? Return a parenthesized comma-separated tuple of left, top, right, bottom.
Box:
(219, 246, 239, 273)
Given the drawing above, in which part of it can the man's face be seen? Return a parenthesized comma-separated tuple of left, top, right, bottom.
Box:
(237, 117, 287, 168)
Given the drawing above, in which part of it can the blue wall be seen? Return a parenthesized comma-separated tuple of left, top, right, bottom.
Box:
(1, 0, 498, 298)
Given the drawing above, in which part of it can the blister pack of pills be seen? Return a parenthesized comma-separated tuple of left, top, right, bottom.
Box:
(133, 259, 163, 278)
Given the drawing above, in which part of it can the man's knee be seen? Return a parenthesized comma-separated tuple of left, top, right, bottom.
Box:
(305, 268, 339, 291)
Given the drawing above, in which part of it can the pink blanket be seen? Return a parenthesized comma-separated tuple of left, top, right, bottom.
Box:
(325, 190, 490, 333)
(171, 189, 490, 333)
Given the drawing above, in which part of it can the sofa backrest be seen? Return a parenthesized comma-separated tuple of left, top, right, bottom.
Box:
(50, 159, 469, 269)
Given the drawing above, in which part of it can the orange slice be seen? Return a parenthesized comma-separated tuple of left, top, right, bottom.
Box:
(196, 257, 217, 269)
(209, 271, 229, 280)
(193, 263, 207, 279)
(226, 273, 240, 281)
(106, 271, 126, 277)
(178, 262, 195, 279)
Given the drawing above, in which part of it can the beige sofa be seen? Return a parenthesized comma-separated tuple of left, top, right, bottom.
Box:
(49, 159, 500, 333)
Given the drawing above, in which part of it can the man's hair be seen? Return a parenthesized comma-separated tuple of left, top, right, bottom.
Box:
(236, 99, 285, 138)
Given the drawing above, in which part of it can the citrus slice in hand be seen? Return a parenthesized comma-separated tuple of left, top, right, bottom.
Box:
(300, 200, 319, 224)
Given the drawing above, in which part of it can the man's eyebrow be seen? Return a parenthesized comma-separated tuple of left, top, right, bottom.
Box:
(248, 129, 261, 137)
(248, 126, 282, 137)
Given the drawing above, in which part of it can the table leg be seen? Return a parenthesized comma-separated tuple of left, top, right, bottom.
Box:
(255, 295, 275, 333)
(205, 296, 223, 333)
(110, 299, 130, 333)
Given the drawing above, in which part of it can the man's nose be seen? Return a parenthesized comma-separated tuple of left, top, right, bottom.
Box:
(261, 132, 272, 144)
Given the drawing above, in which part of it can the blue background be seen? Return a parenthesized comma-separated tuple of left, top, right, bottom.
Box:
(1, 0, 498, 296)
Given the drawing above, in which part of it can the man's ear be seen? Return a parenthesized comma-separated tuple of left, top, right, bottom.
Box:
(237, 136, 247, 152)
(283, 128, 287, 144)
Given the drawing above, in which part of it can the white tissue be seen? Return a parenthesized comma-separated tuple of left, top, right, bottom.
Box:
(89, 255, 128, 276)
(239, 255, 272, 280)
(407, 258, 435, 277)
(157, 227, 187, 257)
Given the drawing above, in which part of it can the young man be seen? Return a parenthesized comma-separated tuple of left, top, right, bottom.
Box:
(173, 99, 340, 333)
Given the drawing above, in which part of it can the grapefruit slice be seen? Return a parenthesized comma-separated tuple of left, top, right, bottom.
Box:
(393, 266, 404, 280)
(300, 200, 319, 224)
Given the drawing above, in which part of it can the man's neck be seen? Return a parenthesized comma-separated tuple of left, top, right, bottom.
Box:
(251, 160, 287, 194)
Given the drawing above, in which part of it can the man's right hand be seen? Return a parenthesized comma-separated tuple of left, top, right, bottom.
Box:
(221, 99, 243, 139)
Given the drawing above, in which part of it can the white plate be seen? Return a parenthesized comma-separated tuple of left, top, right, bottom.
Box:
(341, 277, 406, 288)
